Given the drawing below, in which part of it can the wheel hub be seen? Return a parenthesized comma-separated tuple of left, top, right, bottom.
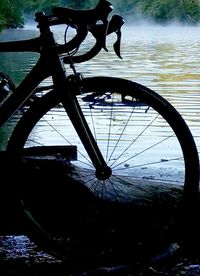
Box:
(96, 166, 112, 181)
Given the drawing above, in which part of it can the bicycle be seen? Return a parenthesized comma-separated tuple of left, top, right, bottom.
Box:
(0, 0, 199, 263)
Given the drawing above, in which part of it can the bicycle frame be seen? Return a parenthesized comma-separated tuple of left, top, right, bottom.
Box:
(0, 17, 111, 180)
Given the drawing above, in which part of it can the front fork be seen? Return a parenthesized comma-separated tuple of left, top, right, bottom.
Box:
(58, 74, 112, 181)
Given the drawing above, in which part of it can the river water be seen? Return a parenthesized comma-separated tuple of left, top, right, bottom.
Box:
(0, 24, 199, 146)
(0, 24, 199, 189)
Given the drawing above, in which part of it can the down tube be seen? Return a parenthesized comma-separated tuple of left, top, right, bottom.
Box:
(0, 58, 50, 128)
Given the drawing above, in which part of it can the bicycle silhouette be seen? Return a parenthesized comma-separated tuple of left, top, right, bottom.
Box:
(0, 0, 199, 261)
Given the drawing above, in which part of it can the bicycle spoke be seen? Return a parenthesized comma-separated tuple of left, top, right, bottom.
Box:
(113, 156, 183, 171)
(25, 139, 44, 147)
(101, 181, 107, 198)
(108, 176, 133, 201)
(89, 105, 97, 141)
(42, 116, 93, 167)
(106, 93, 114, 162)
(112, 174, 149, 194)
(112, 134, 175, 170)
(108, 100, 135, 165)
(110, 112, 159, 168)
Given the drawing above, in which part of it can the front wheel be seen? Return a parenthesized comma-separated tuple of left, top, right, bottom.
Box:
(6, 76, 199, 259)
(7, 77, 199, 199)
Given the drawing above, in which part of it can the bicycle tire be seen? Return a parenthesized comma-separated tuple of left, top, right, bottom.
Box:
(6, 76, 199, 260)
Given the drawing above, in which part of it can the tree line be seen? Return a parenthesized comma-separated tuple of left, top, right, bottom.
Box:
(0, 0, 200, 31)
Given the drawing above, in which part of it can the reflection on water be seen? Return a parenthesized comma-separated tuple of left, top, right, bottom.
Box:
(0, 24, 199, 154)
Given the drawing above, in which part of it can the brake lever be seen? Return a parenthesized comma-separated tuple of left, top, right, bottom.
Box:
(113, 29, 122, 59)
(90, 15, 124, 53)
(110, 15, 124, 59)
(102, 18, 109, 52)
